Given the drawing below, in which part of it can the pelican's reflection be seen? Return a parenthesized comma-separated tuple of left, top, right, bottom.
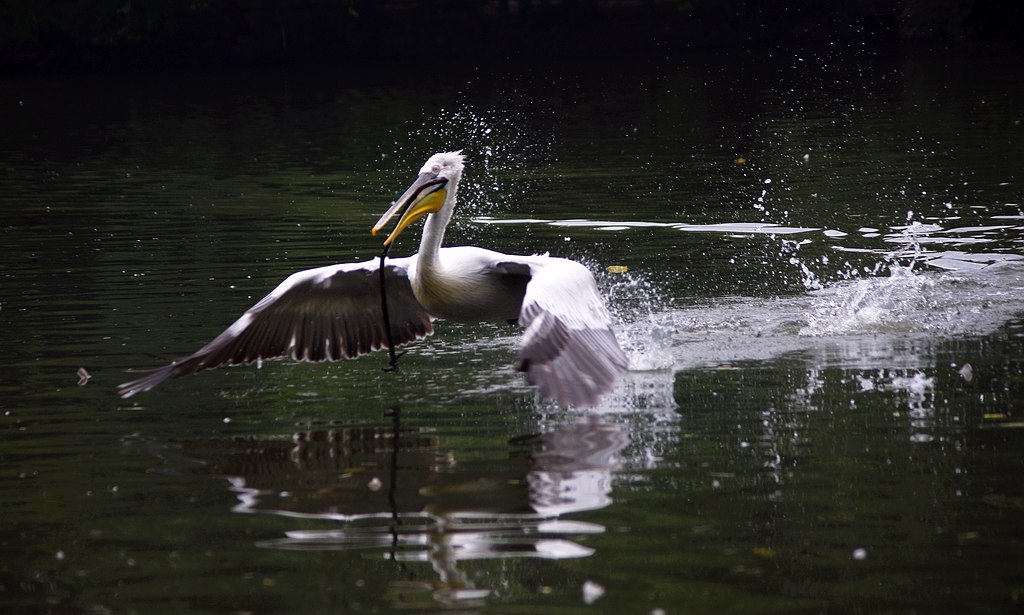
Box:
(183, 415, 628, 608)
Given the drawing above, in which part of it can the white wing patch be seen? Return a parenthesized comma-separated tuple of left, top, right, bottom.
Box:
(513, 256, 627, 407)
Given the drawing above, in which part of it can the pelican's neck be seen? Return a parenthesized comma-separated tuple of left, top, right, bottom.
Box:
(416, 177, 459, 268)
(417, 212, 447, 265)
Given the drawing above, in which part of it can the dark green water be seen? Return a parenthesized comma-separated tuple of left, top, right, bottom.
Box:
(2, 47, 1023, 613)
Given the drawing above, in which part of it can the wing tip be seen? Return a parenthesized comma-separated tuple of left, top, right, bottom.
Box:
(117, 364, 179, 399)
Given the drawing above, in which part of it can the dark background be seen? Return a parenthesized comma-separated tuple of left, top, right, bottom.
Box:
(1, 0, 1022, 72)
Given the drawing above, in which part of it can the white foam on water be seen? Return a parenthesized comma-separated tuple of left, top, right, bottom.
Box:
(609, 260, 1024, 373)
(801, 264, 948, 336)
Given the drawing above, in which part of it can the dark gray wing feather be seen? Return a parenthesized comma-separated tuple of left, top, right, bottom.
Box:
(119, 257, 431, 398)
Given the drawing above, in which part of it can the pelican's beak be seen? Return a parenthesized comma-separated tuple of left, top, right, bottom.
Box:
(372, 173, 449, 247)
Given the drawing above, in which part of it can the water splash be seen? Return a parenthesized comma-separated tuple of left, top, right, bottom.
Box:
(779, 238, 823, 290)
(595, 266, 676, 373)
(886, 215, 932, 267)
(795, 212, 1020, 336)
(643, 256, 1024, 374)
(402, 106, 550, 220)
(800, 264, 950, 336)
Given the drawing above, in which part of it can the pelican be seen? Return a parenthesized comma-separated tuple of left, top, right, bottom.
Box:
(119, 152, 628, 406)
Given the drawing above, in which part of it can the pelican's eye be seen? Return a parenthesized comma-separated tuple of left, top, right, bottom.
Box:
(430, 163, 442, 175)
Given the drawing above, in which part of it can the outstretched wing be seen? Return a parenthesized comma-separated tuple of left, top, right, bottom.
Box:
(511, 256, 628, 407)
(119, 256, 432, 398)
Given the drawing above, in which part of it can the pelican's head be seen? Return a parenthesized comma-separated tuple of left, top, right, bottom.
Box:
(372, 151, 465, 247)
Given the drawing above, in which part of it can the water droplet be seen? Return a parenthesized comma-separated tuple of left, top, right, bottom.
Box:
(582, 580, 605, 604)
